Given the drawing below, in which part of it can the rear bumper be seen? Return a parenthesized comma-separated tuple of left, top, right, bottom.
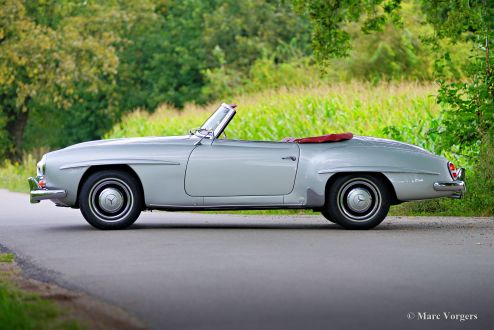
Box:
(28, 177, 66, 204)
(433, 168, 466, 199)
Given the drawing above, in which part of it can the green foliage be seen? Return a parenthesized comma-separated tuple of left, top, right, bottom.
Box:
(202, 0, 471, 97)
(292, 0, 403, 62)
(333, 1, 470, 82)
(203, 56, 321, 98)
(0, 0, 165, 157)
(204, 1, 310, 68)
(116, 0, 311, 109)
(427, 72, 493, 161)
(421, 0, 494, 161)
(0, 0, 132, 159)
(116, 0, 212, 109)
(466, 133, 494, 215)
(0, 253, 14, 263)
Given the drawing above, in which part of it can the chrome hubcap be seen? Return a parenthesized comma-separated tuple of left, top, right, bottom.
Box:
(337, 178, 382, 222)
(346, 188, 372, 213)
(98, 188, 124, 213)
(88, 178, 134, 222)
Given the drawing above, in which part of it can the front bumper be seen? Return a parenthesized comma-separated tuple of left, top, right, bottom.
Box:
(433, 168, 466, 199)
(28, 177, 66, 204)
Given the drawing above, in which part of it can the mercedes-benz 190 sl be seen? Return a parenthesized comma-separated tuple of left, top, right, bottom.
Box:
(29, 103, 466, 230)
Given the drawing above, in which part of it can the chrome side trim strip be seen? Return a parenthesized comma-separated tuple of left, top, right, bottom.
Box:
(60, 158, 180, 170)
(318, 166, 440, 175)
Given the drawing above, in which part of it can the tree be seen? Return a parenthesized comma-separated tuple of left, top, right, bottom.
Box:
(0, 0, 158, 159)
(0, 0, 119, 159)
(200, 0, 311, 98)
(291, 0, 403, 62)
(116, 0, 311, 109)
(423, 0, 493, 154)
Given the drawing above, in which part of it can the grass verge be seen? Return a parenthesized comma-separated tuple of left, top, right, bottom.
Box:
(0, 252, 82, 330)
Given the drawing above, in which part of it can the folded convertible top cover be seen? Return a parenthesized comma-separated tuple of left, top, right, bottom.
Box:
(282, 133, 353, 143)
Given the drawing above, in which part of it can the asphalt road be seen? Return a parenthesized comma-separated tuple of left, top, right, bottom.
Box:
(1, 189, 493, 330)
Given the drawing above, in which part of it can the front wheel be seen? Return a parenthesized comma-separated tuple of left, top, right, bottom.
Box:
(323, 174, 390, 229)
(79, 170, 143, 230)
(321, 210, 336, 223)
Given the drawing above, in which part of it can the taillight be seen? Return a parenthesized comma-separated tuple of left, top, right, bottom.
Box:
(448, 162, 457, 179)
(38, 177, 46, 188)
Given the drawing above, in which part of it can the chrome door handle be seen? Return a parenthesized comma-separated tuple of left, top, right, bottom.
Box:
(282, 156, 297, 161)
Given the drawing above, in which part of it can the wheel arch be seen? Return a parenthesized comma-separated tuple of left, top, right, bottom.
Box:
(324, 172, 400, 206)
(76, 164, 145, 209)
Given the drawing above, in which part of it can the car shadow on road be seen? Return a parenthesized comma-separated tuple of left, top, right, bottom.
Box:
(43, 219, 494, 232)
(130, 222, 342, 230)
(44, 223, 343, 232)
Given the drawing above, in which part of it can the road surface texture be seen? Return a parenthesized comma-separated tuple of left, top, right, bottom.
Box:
(0, 189, 493, 330)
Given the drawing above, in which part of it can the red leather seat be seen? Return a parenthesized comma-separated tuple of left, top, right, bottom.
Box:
(282, 133, 353, 143)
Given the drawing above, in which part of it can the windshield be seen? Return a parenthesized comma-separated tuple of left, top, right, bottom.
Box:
(193, 103, 236, 138)
(201, 104, 232, 132)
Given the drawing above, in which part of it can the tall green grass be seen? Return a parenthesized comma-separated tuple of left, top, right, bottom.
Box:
(106, 82, 441, 142)
(0, 155, 37, 193)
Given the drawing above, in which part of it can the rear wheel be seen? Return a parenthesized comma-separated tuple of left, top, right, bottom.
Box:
(79, 170, 143, 230)
(323, 174, 390, 229)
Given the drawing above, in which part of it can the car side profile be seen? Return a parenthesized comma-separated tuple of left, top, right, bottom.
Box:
(29, 103, 466, 230)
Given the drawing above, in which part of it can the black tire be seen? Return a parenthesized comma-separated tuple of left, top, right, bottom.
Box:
(323, 174, 390, 229)
(321, 210, 336, 223)
(79, 170, 143, 230)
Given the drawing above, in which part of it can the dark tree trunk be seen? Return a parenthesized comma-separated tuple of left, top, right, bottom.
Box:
(6, 109, 29, 161)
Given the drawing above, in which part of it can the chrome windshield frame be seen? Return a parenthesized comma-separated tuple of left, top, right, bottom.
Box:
(197, 103, 236, 139)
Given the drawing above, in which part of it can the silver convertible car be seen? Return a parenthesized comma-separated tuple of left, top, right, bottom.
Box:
(29, 103, 465, 230)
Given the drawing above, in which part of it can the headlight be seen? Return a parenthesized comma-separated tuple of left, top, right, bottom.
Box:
(37, 155, 46, 176)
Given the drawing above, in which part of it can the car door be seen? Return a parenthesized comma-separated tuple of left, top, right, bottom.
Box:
(185, 139, 300, 198)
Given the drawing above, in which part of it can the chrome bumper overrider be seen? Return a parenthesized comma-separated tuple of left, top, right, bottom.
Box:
(433, 168, 466, 199)
(28, 177, 66, 204)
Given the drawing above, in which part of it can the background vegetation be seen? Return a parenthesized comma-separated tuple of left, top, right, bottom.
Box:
(0, 0, 492, 215)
